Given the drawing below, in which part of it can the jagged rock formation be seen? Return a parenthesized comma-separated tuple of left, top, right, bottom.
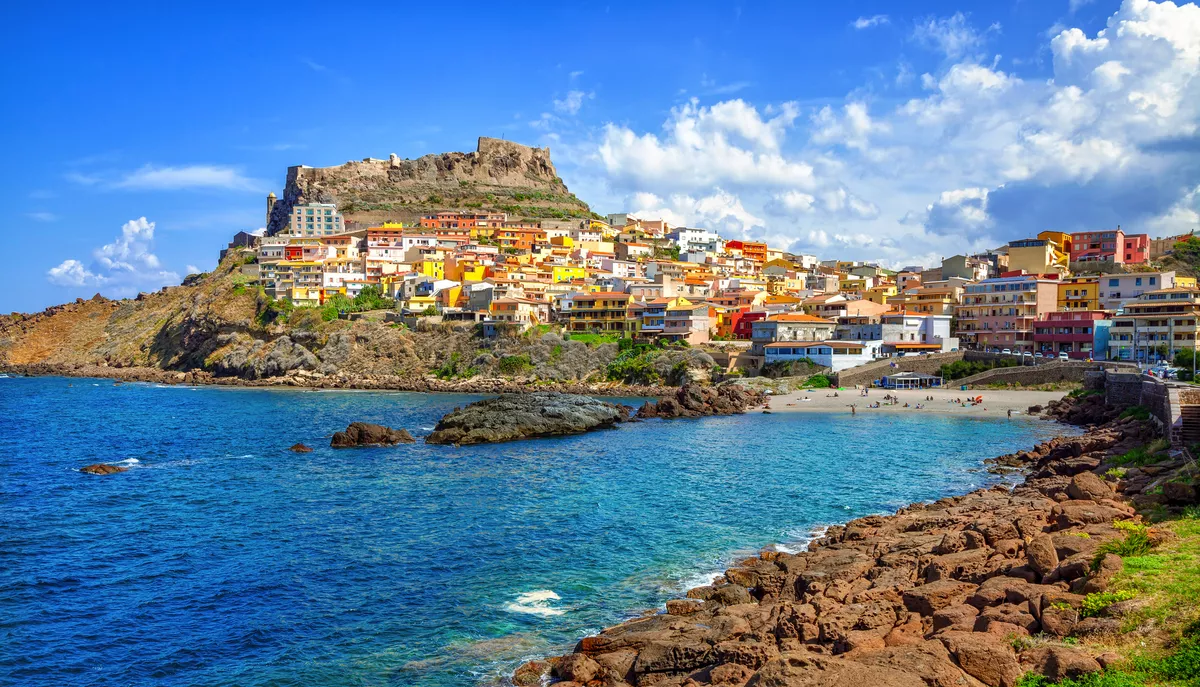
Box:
(80, 464, 127, 475)
(425, 393, 633, 445)
(636, 384, 767, 419)
(266, 137, 593, 233)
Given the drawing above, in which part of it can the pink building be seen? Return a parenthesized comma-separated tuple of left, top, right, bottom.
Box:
(956, 272, 1061, 352)
(1033, 310, 1111, 360)
(1070, 227, 1150, 264)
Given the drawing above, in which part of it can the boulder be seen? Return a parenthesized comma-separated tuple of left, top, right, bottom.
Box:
(637, 383, 766, 420)
(1025, 535, 1059, 578)
(931, 604, 979, 632)
(1067, 472, 1114, 502)
(633, 640, 713, 674)
(746, 653, 927, 687)
(80, 463, 127, 475)
(1050, 501, 1129, 530)
(850, 641, 988, 687)
(1019, 646, 1101, 683)
(938, 632, 1023, 687)
(512, 659, 550, 686)
(1163, 481, 1199, 504)
(289, 443, 313, 453)
(425, 393, 631, 445)
(1071, 617, 1121, 636)
(1039, 605, 1078, 637)
(330, 422, 415, 447)
(904, 581, 977, 616)
(554, 653, 601, 683)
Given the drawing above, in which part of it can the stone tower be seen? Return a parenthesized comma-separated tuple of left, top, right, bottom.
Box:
(266, 192, 276, 228)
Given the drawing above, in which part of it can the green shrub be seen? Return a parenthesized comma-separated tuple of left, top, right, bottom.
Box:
(1119, 405, 1152, 421)
(498, 354, 533, 375)
(806, 374, 832, 389)
(1081, 589, 1137, 618)
(1092, 530, 1153, 571)
(1111, 438, 1170, 466)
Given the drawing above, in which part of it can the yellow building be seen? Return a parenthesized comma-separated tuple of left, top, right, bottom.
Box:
(1178, 276, 1197, 289)
(413, 259, 445, 280)
(1058, 276, 1100, 311)
(1007, 232, 1070, 276)
(567, 292, 633, 333)
(865, 284, 898, 305)
(551, 266, 587, 283)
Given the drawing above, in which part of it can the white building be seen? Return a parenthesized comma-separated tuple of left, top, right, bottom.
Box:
(763, 340, 879, 372)
(669, 227, 725, 253)
(290, 203, 346, 236)
(1098, 272, 1176, 311)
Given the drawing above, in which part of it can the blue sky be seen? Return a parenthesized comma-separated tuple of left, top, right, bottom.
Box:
(3, 0, 1198, 312)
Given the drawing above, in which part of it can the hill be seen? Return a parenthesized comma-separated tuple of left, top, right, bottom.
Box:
(266, 136, 595, 233)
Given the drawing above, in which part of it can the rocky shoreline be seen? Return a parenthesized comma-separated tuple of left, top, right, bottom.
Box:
(515, 399, 1188, 687)
(0, 362, 672, 397)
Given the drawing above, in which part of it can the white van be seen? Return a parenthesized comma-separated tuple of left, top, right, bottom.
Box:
(1058, 352, 1070, 361)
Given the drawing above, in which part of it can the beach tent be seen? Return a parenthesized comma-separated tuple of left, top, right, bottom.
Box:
(879, 371, 944, 389)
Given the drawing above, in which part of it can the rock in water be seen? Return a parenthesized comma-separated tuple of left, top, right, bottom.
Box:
(637, 383, 766, 419)
(289, 443, 314, 453)
(80, 464, 127, 475)
(425, 393, 632, 445)
(330, 422, 415, 448)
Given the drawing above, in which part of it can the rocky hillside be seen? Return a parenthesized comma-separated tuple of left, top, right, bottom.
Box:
(0, 253, 715, 391)
(266, 137, 595, 233)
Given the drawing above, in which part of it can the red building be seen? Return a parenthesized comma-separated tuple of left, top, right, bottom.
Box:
(1032, 310, 1111, 359)
(730, 310, 767, 340)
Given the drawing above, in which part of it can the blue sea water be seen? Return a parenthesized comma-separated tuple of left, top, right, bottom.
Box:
(0, 377, 1073, 686)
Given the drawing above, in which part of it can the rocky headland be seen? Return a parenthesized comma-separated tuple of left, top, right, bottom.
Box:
(515, 399, 1190, 687)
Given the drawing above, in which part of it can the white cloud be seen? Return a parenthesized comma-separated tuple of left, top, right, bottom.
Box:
(853, 15, 889, 30)
(912, 12, 997, 59)
(26, 212, 57, 222)
(1070, 0, 1095, 13)
(46, 217, 180, 294)
(47, 259, 104, 287)
(553, 90, 593, 115)
(186, 264, 202, 274)
(111, 165, 262, 191)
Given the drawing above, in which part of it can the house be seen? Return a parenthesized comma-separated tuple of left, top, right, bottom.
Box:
(750, 313, 837, 354)
(763, 340, 877, 372)
(641, 297, 689, 336)
(1033, 311, 1111, 359)
(1071, 227, 1150, 265)
(567, 292, 633, 334)
(489, 297, 548, 329)
(1006, 233, 1069, 276)
(663, 302, 714, 345)
(1058, 277, 1100, 311)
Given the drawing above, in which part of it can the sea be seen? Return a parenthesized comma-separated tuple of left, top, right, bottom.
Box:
(0, 376, 1074, 686)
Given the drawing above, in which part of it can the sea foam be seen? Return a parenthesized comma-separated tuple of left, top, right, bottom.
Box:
(504, 590, 565, 617)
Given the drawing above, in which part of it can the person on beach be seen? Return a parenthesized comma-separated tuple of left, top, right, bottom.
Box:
(851, 404, 856, 415)
(1008, 409, 1012, 418)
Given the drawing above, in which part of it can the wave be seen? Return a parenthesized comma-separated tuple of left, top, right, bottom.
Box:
(110, 458, 141, 467)
(504, 590, 565, 617)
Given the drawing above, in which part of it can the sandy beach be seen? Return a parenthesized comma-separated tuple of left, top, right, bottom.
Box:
(767, 386, 1068, 417)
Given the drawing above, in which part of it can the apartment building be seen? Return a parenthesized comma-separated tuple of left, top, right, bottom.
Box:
(1032, 311, 1111, 360)
(1108, 288, 1200, 362)
(290, 203, 345, 237)
(1098, 272, 1175, 311)
(956, 273, 1060, 352)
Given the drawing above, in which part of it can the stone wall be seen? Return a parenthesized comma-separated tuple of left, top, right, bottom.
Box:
(1104, 372, 1144, 407)
(958, 361, 1100, 388)
(834, 351, 963, 388)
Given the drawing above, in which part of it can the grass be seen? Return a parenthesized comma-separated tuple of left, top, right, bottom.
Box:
(568, 333, 623, 345)
(1018, 512, 1200, 685)
(1081, 590, 1138, 618)
(1119, 405, 1153, 422)
(1111, 439, 1171, 467)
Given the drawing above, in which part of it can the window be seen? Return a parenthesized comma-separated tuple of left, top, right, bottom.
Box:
(1136, 277, 1142, 286)
(1150, 277, 1157, 285)
(1109, 278, 1119, 286)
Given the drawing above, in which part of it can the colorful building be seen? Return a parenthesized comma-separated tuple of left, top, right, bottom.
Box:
(956, 272, 1061, 352)
(567, 292, 633, 333)
(1033, 311, 1111, 359)
(1058, 276, 1100, 311)
(1109, 288, 1200, 362)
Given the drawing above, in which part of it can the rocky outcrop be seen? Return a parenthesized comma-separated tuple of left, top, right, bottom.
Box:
(330, 422, 415, 447)
(80, 464, 127, 475)
(266, 137, 591, 234)
(289, 443, 313, 453)
(637, 384, 766, 420)
(519, 408, 1169, 687)
(425, 393, 632, 445)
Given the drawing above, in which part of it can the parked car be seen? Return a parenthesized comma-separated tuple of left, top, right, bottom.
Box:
(1058, 352, 1070, 361)
(1001, 348, 1012, 355)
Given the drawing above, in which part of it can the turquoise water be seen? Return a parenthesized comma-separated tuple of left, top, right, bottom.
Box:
(0, 377, 1071, 686)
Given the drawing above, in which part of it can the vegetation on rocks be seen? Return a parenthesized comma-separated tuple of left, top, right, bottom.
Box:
(940, 357, 1019, 380)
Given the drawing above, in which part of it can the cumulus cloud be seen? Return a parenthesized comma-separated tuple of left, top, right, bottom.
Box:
(46, 217, 180, 294)
(853, 15, 889, 30)
(561, 0, 1200, 268)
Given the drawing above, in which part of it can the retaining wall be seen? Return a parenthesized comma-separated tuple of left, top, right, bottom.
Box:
(834, 351, 964, 388)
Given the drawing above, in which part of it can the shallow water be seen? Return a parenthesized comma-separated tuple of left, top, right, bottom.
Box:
(0, 377, 1073, 686)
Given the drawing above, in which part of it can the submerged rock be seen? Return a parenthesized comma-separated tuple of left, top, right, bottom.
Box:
(425, 393, 632, 445)
(330, 422, 415, 448)
(289, 443, 314, 453)
(80, 464, 127, 475)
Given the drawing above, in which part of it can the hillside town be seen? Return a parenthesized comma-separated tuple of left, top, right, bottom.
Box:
(221, 196, 1200, 373)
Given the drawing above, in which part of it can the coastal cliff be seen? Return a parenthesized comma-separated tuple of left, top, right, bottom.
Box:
(517, 401, 1198, 687)
(266, 137, 593, 233)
